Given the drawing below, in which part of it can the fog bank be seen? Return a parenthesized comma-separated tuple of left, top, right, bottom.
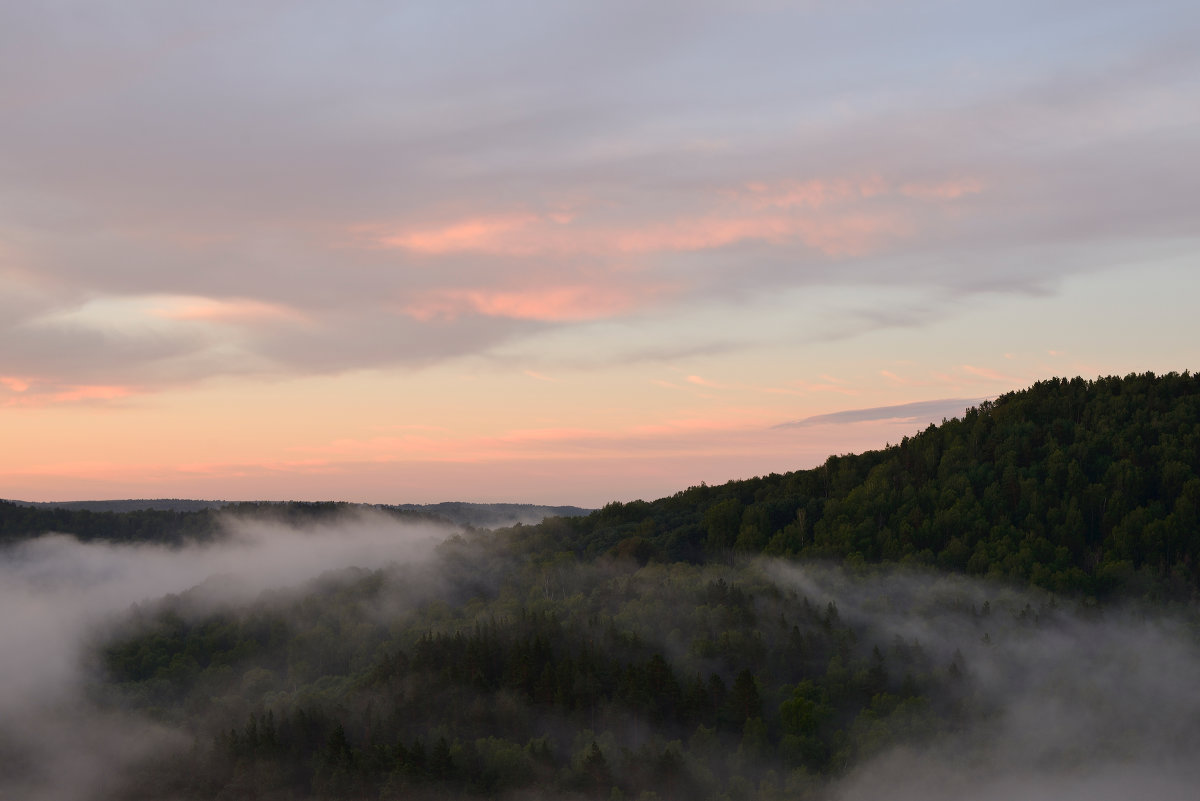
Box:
(767, 563, 1200, 801)
(0, 511, 452, 801)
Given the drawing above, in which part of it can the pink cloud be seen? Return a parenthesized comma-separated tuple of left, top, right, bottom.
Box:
(604, 212, 908, 257)
(154, 297, 305, 324)
(899, 178, 984, 200)
(2, 382, 138, 407)
(611, 215, 795, 252)
(402, 284, 659, 322)
(372, 214, 543, 255)
(737, 177, 890, 209)
(0, 376, 31, 393)
(359, 171, 979, 263)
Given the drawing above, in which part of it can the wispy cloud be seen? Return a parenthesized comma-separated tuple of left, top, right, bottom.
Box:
(152, 296, 307, 324)
(363, 173, 968, 263)
(774, 397, 989, 429)
(1, 381, 140, 408)
(401, 284, 663, 322)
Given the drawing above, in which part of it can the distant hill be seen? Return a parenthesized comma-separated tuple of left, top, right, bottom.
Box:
(0, 498, 592, 544)
(384, 501, 591, 528)
(13, 498, 229, 513)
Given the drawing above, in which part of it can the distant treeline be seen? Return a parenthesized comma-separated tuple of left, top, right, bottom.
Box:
(102, 559, 974, 801)
(0, 501, 442, 546)
(0, 500, 590, 545)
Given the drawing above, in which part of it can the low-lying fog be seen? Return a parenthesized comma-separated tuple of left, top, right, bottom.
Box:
(769, 563, 1200, 801)
(2, 512, 1198, 801)
(0, 512, 450, 801)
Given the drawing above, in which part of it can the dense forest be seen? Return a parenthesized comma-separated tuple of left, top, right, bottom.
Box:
(4, 372, 1199, 800)
(98, 557, 985, 800)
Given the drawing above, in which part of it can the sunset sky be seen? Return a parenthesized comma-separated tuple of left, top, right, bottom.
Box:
(2, 1, 1197, 506)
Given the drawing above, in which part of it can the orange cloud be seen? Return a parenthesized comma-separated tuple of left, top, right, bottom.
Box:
(152, 296, 305, 324)
(374, 214, 543, 255)
(372, 210, 905, 260)
(613, 211, 907, 257)
(0, 376, 31, 393)
(403, 284, 658, 322)
(359, 171, 978, 262)
(2, 383, 138, 407)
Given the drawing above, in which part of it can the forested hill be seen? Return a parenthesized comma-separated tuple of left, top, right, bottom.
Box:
(0, 501, 440, 546)
(0, 501, 590, 545)
(504, 372, 1200, 599)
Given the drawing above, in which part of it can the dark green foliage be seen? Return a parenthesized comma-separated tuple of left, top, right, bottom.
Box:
(0, 501, 222, 546)
(0, 499, 447, 547)
(98, 559, 962, 799)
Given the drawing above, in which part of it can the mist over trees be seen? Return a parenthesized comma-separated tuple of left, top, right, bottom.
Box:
(2, 372, 1199, 800)
(0, 501, 590, 547)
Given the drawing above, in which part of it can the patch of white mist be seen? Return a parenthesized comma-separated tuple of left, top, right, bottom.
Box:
(0, 510, 454, 801)
(764, 561, 1200, 801)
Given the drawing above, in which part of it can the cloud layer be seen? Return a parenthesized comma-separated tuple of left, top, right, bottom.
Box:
(2, 1, 1197, 393)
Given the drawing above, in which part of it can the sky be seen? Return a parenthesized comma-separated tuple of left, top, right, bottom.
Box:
(1, 0, 1197, 506)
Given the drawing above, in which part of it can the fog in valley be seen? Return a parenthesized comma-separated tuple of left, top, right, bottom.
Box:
(770, 564, 1200, 801)
(2, 514, 1198, 800)
(0, 512, 451, 801)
